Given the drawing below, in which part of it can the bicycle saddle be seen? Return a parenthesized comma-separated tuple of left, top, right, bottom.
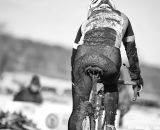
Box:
(85, 66, 103, 78)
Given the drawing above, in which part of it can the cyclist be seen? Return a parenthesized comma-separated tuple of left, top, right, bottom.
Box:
(68, 0, 143, 130)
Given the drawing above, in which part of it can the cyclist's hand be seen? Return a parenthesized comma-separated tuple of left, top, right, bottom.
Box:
(132, 77, 143, 101)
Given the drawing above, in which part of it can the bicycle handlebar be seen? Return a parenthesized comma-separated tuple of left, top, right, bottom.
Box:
(118, 80, 137, 85)
(118, 80, 143, 92)
(118, 79, 143, 101)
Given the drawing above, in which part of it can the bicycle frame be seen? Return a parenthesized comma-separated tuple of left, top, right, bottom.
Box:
(82, 74, 105, 130)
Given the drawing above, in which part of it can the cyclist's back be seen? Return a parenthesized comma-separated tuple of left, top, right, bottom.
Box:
(73, 5, 129, 84)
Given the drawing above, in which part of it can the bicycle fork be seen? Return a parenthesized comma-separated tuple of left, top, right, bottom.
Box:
(89, 75, 105, 130)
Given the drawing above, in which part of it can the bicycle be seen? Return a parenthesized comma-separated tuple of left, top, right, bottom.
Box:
(80, 65, 142, 130)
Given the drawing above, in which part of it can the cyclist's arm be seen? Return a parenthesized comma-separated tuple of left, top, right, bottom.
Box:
(71, 26, 82, 67)
(122, 19, 142, 82)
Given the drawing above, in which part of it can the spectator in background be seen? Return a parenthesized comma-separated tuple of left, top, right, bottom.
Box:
(14, 75, 43, 104)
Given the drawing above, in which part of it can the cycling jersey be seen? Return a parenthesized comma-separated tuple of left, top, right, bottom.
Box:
(73, 9, 135, 49)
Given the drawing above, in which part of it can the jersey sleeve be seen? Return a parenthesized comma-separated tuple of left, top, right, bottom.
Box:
(122, 18, 142, 81)
(74, 26, 82, 43)
(123, 19, 135, 43)
(73, 26, 82, 49)
(71, 25, 82, 68)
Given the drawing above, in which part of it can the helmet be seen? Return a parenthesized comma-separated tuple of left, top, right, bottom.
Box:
(89, 0, 102, 9)
(88, 0, 116, 10)
(87, 0, 116, 18)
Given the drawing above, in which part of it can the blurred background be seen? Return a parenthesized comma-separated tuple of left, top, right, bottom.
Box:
(0, 0, 160, 130)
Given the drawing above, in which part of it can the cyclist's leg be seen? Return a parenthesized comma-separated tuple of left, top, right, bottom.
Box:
(101, 63, 120, 130)
(68, 71, 92, 130)
(104, 84, 119, 129)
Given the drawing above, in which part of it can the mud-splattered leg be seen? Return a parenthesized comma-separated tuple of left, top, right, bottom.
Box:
(104, 84, 119, 130)
(68, 71, 93, 130)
